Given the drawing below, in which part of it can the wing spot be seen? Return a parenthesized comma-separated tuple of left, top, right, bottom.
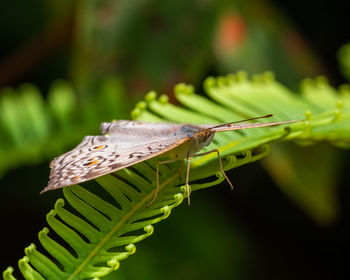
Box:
(93, 145, 105, 149)
(72, 175, 80, 182)
(83, 158, 100, 166)
(88, 160, 100, 166)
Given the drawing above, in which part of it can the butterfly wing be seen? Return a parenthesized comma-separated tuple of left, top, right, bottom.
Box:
(43, 121, 196, 193)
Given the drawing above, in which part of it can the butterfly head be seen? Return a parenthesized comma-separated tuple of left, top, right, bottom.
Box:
(187, 128, 215, 156)
(198, 129, 215, 147)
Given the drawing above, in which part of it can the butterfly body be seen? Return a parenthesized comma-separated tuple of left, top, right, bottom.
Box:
(43, 116, 298, 197)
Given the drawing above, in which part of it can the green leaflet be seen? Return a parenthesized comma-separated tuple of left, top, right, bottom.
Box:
(4, 72, 350, 279)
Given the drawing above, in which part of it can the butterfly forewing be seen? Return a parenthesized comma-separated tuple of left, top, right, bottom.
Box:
(43, 121, 199, 192)
(101, 120, 185, 138)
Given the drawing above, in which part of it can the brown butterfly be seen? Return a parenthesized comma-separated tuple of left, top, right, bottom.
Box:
(43, 114, 297, 205)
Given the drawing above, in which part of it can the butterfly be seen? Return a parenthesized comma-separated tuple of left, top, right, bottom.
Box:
(42, 114, 297, 205)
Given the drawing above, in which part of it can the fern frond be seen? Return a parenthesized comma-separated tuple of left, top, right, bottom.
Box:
(3, 148, 266, 280)
(4, 72, 350, 279)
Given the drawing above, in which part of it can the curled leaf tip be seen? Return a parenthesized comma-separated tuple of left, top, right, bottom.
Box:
(315, 76, 328, 85)
(144, 225, 154, 235)
(107, 258, 120, 270)
(175, 83, 194, 95)
(125, 244, 136, 255)
(131, 108, 141, 119)
(204, 76, 216, 90)
(145, 91, 157, 102)
(263, 71, 275, 81)
(47, 209, 57, 218)
(239, 150, 252, 162)
(173, 193, 183, 203)
(55, 198, 65, 208)
(215, 171, 224, 180)
(217, 76, 227, 87)
(304, 110, 313, 120)
(226, 73, 236, 83)
(3, 266, 14, 277)
(25, 243, 36, 254)
(236, 71, 248, 81)
(161, 205, 170, 214)
(4, 267, 13, 273)
(136, 101, 147, 110)
(39, 227, 49, 238)
(160, 205, 171, 219)
(301, 78, 312, 89)
(225, 154, 238, 168)
(174, 83, 185, 91)
(18, 256, 29, 265)
(159, 95, 168, 104)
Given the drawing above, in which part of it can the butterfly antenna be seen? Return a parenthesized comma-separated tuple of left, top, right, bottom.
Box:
(210, 114, 274, 129)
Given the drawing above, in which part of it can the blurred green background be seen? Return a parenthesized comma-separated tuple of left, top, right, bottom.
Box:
(0, 0, 349, 279)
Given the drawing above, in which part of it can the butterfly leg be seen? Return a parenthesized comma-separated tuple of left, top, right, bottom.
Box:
(146, 158, 178, 207)
(185, 156, 192, 205)
(192, 149, 234, 190)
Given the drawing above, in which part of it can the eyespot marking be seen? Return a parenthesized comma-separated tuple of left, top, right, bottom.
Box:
(83, 158, 100, 166)
(88, 160, 100, 166)
(72, 175, 80, 182)
(93, 145, 105, 149)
